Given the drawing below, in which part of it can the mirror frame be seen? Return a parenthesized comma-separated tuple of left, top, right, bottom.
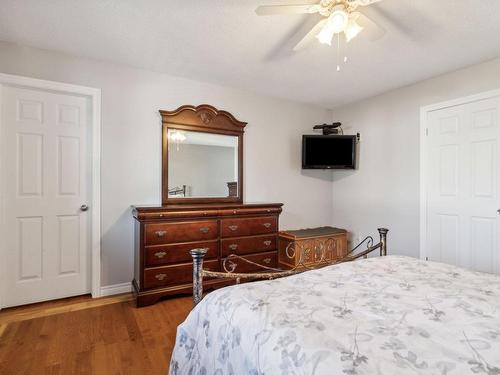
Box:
(160, 104, 246, 205)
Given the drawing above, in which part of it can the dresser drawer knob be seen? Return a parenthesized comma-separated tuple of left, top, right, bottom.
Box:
(263, 223, 272, 229)
(155, 273, 167, 281)
(154, 251, 167, 259)
(228, 225, 238, 231)
(263, 258, 272, 264)
(199, 227, 210, 234)
(229, 244, 238, 250)
(155, 230, 167, 237)
(263, 240, 272, 246)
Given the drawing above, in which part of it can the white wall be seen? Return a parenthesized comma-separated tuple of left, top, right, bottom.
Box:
(169, 143, 235, 197)
(0, 41, 333, 287)
(330, 57, 500, 257)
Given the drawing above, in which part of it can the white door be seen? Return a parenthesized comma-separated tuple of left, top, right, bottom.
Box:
(426, 95, 500, 274)
(1, 85, 90, 307)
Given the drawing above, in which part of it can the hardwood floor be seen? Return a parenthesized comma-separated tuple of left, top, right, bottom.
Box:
(0, 294, 192, 374)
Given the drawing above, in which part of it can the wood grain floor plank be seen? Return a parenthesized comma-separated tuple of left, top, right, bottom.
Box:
(0, 293, 134, 326)
(0, 296, 191, 375)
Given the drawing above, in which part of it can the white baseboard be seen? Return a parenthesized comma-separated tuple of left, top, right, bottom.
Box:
(99, 282, 132, 297)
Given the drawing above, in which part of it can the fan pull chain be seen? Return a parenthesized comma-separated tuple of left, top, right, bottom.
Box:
(336, 33, 341, 72)
(336, 33, 349, 71)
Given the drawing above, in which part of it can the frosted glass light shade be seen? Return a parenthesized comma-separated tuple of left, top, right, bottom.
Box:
(316, 6, 349, 45)
(345, 19, 364, 42)
(316, 24, 336, 45)
(328, 10, 349, 33)
(169, 130, 186, 142)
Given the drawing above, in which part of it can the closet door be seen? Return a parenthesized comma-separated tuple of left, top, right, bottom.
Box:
(426, 96, 500, 274)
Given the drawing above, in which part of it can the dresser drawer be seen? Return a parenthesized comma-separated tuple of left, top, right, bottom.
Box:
(223, 251, 277, 273)
(144, 220, 218, 245)
(145, 240, 218, 267)
(143, 260, 219, 289)
(221, 216, 277, 238)
(221, 235, 277, 257)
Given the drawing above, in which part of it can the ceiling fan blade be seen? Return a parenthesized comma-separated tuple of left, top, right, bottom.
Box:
(293, 18, 327, 51)
(255, 5, 320, 16)
(356, 12, 386, 41)
(354, 0, 383, 6)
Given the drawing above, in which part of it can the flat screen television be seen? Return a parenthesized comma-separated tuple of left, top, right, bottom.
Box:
(302, 135, 356, 169)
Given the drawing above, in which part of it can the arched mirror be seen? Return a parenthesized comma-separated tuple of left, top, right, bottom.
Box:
(161, 105, 246, 205)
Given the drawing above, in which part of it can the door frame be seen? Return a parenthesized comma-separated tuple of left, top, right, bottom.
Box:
(419, 88, 500, 261)
(0, 73, 102, 308)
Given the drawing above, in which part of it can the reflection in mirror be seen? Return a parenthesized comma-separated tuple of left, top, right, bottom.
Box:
(168, 129, 239, 198)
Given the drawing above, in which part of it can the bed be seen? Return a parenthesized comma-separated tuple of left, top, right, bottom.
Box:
(169, 230, 500, 374)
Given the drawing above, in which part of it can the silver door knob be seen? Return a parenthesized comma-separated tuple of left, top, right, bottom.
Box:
(80, 204, 89, 212)
(497, 208, 500, 215)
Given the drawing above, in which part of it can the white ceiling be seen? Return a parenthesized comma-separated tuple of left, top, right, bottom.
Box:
(1, 0, 500, 108)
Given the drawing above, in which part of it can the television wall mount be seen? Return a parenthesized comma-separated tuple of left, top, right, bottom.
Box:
(313, 122, 343, 135)
(312, 122, 360, 142)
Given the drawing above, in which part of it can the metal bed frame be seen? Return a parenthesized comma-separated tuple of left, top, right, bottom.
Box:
(190, 228, 388, 306)
(168, 185, 187, 197)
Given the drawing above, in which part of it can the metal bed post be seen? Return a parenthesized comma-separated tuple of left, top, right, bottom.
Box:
(378, 228, 388, 256)
(190, 248, 207, 306)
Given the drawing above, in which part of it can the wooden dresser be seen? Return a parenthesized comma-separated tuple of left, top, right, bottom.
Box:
(278, 227, 347, 269)
(133, 202, 283, 306)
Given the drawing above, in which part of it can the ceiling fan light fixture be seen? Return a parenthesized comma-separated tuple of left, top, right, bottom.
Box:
(255, 0, 387, 52)
(327, 5, 349, 33)
(169, 130, 186, 142)
(316, 24, 335, 45)
(344, 18, 364, 42)
(316, 5, 348, 45)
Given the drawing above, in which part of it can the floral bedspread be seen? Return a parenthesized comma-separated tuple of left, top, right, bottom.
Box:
(169, 256, 500, 374)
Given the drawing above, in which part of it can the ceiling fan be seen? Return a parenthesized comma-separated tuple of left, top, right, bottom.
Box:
(255, 0, 386, 51)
